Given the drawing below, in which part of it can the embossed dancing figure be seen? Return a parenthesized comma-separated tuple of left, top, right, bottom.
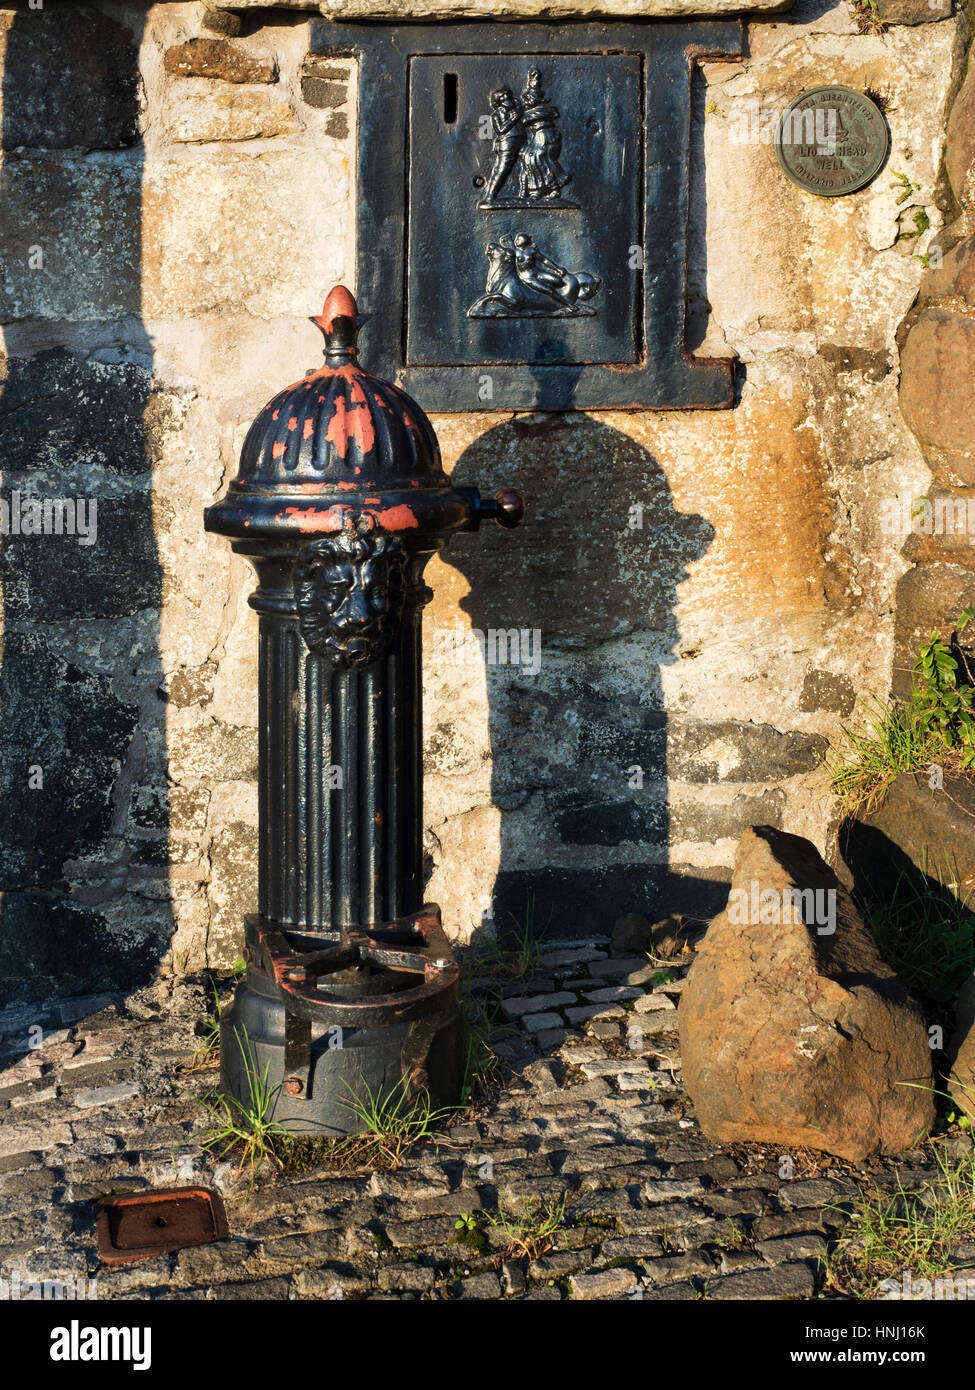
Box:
(517, 68, 571, 201)
(484, 87, 525, 204)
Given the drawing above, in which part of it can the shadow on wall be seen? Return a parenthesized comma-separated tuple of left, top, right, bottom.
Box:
(444, 407, 729, 944)
(0, 2, 170, 1006)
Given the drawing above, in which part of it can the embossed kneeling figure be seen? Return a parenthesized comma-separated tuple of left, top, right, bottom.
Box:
(468, 232, 600, 318)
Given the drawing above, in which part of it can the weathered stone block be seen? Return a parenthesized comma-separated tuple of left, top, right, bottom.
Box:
(165, 92, 297, 143)
(0, 352, 172, 477)
(206, 821, 259, 965)
(922, 236, 975, 309)
(141, 155, 348, 318)
(799, 670, 855, 716)
(947, 60, 975, 207)
(877, 0, 952, 22)
(163, 39, 277, 84)
(949, 971, 975, 1123)
(311, 0, 791, 14)
(839, 771, 975, 913)
(0, 892, 158, 1008)
(201, 5, 245, 37)
(893, 564, 975, 699)
(0, 491, 158, 623)
(170, 727, 257, 783)
(899, 310, 975, 484)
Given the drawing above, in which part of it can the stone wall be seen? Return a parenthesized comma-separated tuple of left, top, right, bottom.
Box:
(896, 9, 975, 694)
(0, 0, 967, 1004)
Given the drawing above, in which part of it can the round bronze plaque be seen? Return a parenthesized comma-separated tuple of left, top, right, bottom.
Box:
(774, 86, 890, 197)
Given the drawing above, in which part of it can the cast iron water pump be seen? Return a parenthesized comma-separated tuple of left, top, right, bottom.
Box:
(204, 286, 524, 1133)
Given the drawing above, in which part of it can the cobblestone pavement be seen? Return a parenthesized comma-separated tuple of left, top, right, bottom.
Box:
(0, 940, 950, 1301)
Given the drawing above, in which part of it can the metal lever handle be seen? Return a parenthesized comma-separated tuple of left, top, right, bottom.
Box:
(467, 487, 526, 530)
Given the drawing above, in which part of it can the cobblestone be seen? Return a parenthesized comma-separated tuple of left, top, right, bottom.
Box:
(501, 993, 577, 1019)
(569, 1267, 638, 1300)
(705, 1260, 818, 1300)
(0, 954, 938, 1302)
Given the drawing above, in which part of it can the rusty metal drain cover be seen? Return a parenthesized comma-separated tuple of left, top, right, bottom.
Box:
(95, 1187, 229, 1266)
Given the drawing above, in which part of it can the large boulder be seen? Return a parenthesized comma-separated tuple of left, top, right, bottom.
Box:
(679, 827, 935, 1161)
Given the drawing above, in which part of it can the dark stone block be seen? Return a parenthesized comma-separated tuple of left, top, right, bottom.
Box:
(0, 8, 140, 150)
(554, 800, 664, 847)
(877, 0, 952, 24)
(200, 6, 244, 37)
(0, 892, 158, 1006)
(565, 701, 825, 783)
(0, 351, 160, 477)
(0, 632, 138, 886)
(668, 720, 828, 783)
(818, 343, 891, 381)
(300, 77, 347, 110)
(0, 491, 159, 621)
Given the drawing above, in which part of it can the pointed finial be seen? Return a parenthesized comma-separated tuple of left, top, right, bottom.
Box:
(310, 286, 372, 363)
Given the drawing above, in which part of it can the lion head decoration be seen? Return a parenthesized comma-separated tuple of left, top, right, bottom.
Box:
(293, 511, 407, 670)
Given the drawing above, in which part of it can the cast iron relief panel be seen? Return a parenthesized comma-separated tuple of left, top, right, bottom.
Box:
(314, 21, 742, 410)
(408, 55, 632, 364)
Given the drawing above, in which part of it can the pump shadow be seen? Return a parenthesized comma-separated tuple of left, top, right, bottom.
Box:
(440, 410, 728, 948)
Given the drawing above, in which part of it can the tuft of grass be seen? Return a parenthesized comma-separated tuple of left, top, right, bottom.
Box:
(825, 695, 933, 815)
(851, 0, 886, 33)
(824, 1142, 975, 1297)
(479, 890, 550, 982)
(186, 978, 227, 1072)
(485, 1194, 568, 1261)
(826, 609, 975, 815)
(459, 997, 500, 1109)
(333, 1074, 457, 1171)
(195, 1028, 290, 1186)
(862, 858, 975, 1006)
(898, 207, 930, 243)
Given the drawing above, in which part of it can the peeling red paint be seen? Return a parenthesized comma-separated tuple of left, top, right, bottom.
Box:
(325, 394, 376, 461)
(272, 441, 286, 459)
(287, 416, 298, 432)
(377, 504, 419, 530)
(303, 418, 315, 440)
(282, 506, 345, 532)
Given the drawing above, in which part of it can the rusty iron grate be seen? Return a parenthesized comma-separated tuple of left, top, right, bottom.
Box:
(95, 1187, 229, 1266)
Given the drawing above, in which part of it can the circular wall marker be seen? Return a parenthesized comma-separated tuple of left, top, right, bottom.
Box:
(774, 86, 890, 197)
